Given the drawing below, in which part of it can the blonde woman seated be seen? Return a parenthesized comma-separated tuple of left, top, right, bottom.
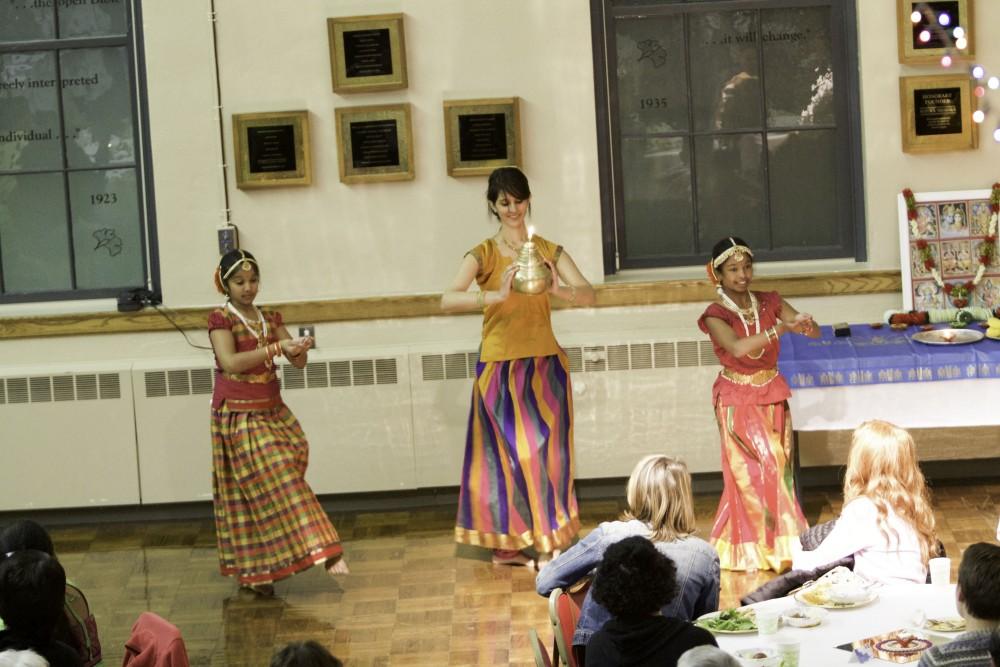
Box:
(536, 455, 720, 650)
(792, 420, 938, 584)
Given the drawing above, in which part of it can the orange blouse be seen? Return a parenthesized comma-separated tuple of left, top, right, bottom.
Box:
(468, 235, 564, 362)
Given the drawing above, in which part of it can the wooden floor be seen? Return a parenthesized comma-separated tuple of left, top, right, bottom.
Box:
(42, 481, 1000, 667)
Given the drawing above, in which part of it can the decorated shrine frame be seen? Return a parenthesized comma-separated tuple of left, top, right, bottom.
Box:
(898, 188, 999, 311)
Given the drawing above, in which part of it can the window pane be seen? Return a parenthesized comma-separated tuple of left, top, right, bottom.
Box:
(58, 0, 128, 39)
(614, 16, 688, 135)
(689, 11, 761, 132)
(60, 47, 135, 169)
(0, 51, 63, 171)
(768, 129, 838, 248)
(68, 168, 143, 289)
(694, 133, 767, 250)
(762, 7, 834, 128)
(0, 173, 72, 293)
(621, 137, 693, 259)
(0, 3, 54, 42)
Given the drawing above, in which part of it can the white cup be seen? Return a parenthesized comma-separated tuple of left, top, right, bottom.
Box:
(774, 638, 800, 667)
(756, 607, 780, 635)
(929, 557, 951, 585)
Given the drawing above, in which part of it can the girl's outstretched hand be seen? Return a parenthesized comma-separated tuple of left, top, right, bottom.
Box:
(282, 336, 313, 357)
(791, 312, 816, 334)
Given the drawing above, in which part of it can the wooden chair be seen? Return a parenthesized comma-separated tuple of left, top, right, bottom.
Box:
(547, 579, 591, 667)
(529, 627, 554, 667)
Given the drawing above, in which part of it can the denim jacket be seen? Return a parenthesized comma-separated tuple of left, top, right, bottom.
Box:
(535, 519, 720, 646)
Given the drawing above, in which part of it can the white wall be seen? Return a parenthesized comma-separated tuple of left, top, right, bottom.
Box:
(1, 1, 999, 495)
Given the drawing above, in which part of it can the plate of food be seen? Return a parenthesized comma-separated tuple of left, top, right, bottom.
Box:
(696, 608, 757, 634)
(873, 633, 933, 655)
(795, 584, 877, 608)
(732, 647, 780, 666)
(781, 605, 828, 627)
(912, 328, 984, 345)
(925, 617, 966, 633)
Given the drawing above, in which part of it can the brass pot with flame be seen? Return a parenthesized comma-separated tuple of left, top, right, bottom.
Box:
(512, 238, 552, 294)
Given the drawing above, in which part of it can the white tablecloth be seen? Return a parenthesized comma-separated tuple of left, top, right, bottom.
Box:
(715, 584, 959, 664)
(789, 378, 1000, 431)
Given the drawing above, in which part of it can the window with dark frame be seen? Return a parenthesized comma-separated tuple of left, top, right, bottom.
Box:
(0, 0, 156, 303)
(591, 0, 865, 273)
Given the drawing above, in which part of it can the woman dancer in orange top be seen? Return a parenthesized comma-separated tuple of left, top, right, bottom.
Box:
(441, 167, 595, 568)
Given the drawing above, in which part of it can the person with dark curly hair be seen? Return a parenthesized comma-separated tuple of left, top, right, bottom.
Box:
(270, 640, 342, 667)
(585, 536, 717, 667)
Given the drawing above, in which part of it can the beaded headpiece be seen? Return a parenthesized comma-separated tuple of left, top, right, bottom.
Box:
(222, 250, 257, 280)
(214, 250, 258, 294)
(712, 237, 753, 268)
(706, 237, 753, 286)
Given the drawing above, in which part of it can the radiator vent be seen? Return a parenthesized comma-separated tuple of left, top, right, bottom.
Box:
(0, 372, 122, 405)
(144, 369, 213, 398)
(280, 358, 398, 391)
(421, 351, 479, 381)
(418, 339, 720, 381)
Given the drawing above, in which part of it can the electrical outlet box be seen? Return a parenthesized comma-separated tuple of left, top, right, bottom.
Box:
(299, 325, 315, 348)
(217, 226, 239, 255)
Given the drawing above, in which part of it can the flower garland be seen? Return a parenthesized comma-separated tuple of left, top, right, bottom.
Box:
(903, 184, 999, 308)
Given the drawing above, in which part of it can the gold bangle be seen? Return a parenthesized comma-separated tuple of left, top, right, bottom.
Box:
(476, 291, 486, 309)
(569, 285, 577, 305)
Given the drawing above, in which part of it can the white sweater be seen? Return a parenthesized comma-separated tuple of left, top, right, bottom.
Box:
(792, 496, 927, 584)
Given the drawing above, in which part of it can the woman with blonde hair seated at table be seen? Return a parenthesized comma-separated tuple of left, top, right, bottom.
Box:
(536, 455, 720, 653)
(792, 419, 938, 584)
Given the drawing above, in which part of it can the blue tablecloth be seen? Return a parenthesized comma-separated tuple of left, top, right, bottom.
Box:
(777, 324, 1000, 388)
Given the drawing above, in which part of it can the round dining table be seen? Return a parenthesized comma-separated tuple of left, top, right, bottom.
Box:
(714, 583, 961, 664)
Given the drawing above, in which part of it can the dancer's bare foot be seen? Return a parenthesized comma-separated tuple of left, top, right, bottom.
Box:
(325, 555, 349, 575)
(242, 583, 274, 597)
(492, 549, 535, 568)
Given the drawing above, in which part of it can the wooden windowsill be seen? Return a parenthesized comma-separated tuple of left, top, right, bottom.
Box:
(0, 270, 900, 340)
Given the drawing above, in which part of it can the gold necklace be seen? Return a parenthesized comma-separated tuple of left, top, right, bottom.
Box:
(497, 235, 525, 255)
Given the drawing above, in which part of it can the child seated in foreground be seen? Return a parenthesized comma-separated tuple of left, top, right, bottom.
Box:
(536, 455, 719, 652)
(918, 542, 1000, 667)
(792, 420, 937, 584)
(585, 536, 717, 667)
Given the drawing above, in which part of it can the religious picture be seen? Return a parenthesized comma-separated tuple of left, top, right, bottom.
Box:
(939, 202, 969, 237)
(970, 200, 992, 235)
(899, 188, 999, 311)
(910, 241, 939, 278)
(975, 239, 1000, 269)
(978, 278, 1000, 310)
(914, 280, 944, 310)
(913, 204, 938, 238)
(941, 240, 972, 275)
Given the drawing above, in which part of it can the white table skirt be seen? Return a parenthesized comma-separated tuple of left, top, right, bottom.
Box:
(715, 584, 959, 664)
(788, 378, 1000, 431)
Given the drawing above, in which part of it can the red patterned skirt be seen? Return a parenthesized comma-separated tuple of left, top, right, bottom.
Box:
(710, 401, 807, 573)
(211, 402, 342, 584)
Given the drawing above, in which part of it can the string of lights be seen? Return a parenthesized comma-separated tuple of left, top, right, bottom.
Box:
(910, 3, 999, 143)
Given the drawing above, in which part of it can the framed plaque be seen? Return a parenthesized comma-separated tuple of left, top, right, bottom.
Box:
(899, 75, 977, 153)
(327, 13, 407, 94)
(896, 0, 974, 65)
(334, 103, 414, 184)
(232, 110, 311, 189)
(443, 97, 522, 177)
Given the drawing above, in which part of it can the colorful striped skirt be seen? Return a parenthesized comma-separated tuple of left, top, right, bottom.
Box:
(455, 353, 580, 554)
(710, 401, 807, 573)
(211, 402, 342, 585)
